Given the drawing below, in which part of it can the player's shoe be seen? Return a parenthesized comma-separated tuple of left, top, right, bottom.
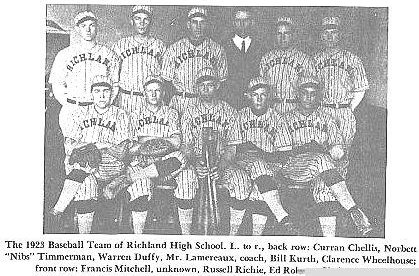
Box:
(46, 209, 63, 233)
(276, 216, 300, 236)
(349, 207, 373, 236)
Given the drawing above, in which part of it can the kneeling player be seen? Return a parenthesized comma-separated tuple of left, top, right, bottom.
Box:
(127, 75, 192, 234)
(49, 75, 131, 234)
(236, 76, 299, 235)
(274, 75, 373, 237)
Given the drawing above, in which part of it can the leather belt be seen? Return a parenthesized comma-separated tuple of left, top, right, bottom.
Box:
(323, 103, 351, 109)
(120, 88, 143, 97)
(67, 99, 92, 106)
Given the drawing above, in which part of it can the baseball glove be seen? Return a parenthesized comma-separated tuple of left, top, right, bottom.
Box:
(293, 140, 328, 155)
(106, 139, 132, 161)
(69, 143, 102, 168)
(133, 139, 174, 157)
(102, 174, 130, 200)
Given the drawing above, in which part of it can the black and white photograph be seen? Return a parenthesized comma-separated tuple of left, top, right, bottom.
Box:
(43, 4, 387, 238)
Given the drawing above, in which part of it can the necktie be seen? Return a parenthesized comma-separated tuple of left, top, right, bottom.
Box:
(241, 40, 246, 53)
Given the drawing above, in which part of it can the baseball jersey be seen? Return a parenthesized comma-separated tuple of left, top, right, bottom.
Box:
(181, 99, 242, 156)
(49, 43, 120, 103)
(130, 105, 180, 139)
(161, 37, 228, 95)
(260, 48, 315, 100)
(276, 108, 344, 149)
(60, 105, 131, 145)
(314, 48, 369, 104)
(112, 35, 166, 92)
(238, 107, 283, 153)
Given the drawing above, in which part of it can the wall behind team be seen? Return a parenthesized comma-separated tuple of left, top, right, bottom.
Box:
(46, 5, 387, 108)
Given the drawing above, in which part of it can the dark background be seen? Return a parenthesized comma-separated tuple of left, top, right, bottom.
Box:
(45, 5, 387, 236)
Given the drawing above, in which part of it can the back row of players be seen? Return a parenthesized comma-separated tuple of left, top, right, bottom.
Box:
(48, 6, 372, 236)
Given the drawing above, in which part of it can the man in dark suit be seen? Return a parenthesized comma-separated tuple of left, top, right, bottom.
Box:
(221, 8, 268, 110)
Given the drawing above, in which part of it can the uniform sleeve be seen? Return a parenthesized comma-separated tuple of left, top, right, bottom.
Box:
(326, 117, 344, 147)
(181, 113, 194, 149)
(59, 106, 82, 141)
(129, 112, 138, 140)
(273, 115, 293, 149)
(161, 45, 175, 81)
(217, 46, 228, 81)
(167, 108, 181, 137)
(352, 56, 369, 92)
(259, 53, 268, 77)
(48, 50, 67, 85)
(114, 110, 131, 144)
(108, 48, 121, 86)
(225, 110, 242, 146)
(303, 55, 316, 77)
(158, 41, 167, 67)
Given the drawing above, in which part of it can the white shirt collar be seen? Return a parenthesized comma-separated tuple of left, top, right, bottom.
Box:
(232, 34, 252, 53)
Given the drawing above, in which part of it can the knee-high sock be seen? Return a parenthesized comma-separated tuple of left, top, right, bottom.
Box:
(252, 214, 268, 236)
(178, 208, 193, 235)
(329, 181, 356, 211)
(261, 190, 288, 223)
(229, 207, 246, 236)
(53, 179, 80, 213)
(76, 212, 94, 234)
(319, 216, 336, 237)
(132, 211, 148, 234)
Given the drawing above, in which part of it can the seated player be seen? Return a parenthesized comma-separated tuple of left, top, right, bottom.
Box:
(272, 75, 373, 237)
(127, 75, 194, 234)
(236, 76, 300, 235)
(48, 75, 131, 234)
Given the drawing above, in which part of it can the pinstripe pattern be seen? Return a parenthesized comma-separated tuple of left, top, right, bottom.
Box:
(161, 37, 228, 112)
(112, 36, 166, 112)
(174, 168, 199, 200)
(221, 167, 251, 200)
(73, 174, 98, 201)
(320, 106, 356, 145)
(131, 105, 180, 138)
(260, 48, 315, 114)
(49, 43, 120, 103)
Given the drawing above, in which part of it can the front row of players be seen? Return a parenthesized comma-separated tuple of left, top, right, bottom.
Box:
(49, 70, 372, 236)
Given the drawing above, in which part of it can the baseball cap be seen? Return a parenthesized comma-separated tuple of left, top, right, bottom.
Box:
(132, 5, 153, 17)
(195, 67, 218, 84)
(277, 16, 293, 26)
(322, 16, 341, 30)
(234, 8, 253, 20)
(248, 76, 270, 92)
(91, 75, 112, 90)
(188, 7, 208, 20)
(74, 11, 97, 26)
(295, 75, 322, 91)
(143, 74, 164, 88)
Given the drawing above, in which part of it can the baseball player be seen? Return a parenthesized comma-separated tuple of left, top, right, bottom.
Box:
(313, 16, 369, 147)
(273, 75, 372, 237)
(49, 11, 120, 138)
(259, 17, 315, 115)
(112, 6, 167, 113)
(127, 75, 193, 234)
(236, 76, 300, 235)
(161, 7, 228, 116)
(49, 75, 131, 234)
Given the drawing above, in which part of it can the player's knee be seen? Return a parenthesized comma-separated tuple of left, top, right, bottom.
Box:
(155, 157, 182, 177)
(67, 169, 89, 183)
(251, 200, 271, 217)
(74, 200, 97, 214)
(229, 197, 249, 211)
(128, 196, 150, 212)
(176, 198, 193, 210)
(319, 169, 344, 187)
(254, 175, 277, 194)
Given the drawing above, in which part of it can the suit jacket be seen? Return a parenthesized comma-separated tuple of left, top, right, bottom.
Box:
(221, 34, 269, 110)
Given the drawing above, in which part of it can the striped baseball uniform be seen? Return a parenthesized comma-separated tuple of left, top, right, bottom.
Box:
(112, 36, 166, 113)
(277, 108, 344, 203)
(260, 48, 315, 114)
(60, 105, 131, 201)
(129, 105, 194, 200)
(314, 48, 369, 145)
(181, 99, 250, 200)
(49, 43, 120, 137)
(161, 37, 228, 115)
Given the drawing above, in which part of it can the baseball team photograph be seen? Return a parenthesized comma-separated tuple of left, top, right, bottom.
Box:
(44, 4, 387, 238)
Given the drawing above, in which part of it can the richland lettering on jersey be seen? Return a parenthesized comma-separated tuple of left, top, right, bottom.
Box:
(66, 52, 110, 71)
(174, 49, 215, 69)
(263, 56, 303, 73)
(119, 45, 161, 60)
(191, 113, 229, 129)
(241, 119, 276, 137)
(315, 58, 354, 73)
(80, 117, 116, 132)
(287, 119, 328, 134)
(136, 115, 169, 128)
